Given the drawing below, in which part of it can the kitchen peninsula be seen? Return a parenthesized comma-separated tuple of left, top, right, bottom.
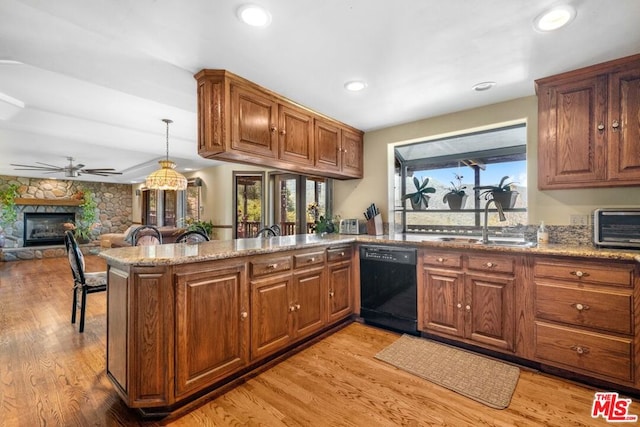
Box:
(100, 234, 640, 416)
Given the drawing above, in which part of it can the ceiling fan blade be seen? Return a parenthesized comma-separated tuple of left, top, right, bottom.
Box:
(85, 171, 123, 175)
(82, 168, 116, 172)
(11, 163, 61, 171)
(35, 161, 65, 169)
(73, 164, 85, 170)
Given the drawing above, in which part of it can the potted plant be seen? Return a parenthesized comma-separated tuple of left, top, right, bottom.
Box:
(402, 177, 436, 210)
(0, 183, 19, 225)
(473, 175, 519, 209)
(442, 173, 467, 210)
(183, 218, 214, 238)
(72, 189, 99, 243)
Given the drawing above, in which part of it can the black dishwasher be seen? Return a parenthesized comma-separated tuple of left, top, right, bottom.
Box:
(360, 245, 418, 335)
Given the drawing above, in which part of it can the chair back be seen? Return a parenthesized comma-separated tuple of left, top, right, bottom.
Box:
(64, 230, 86, 285)
(269, 224, 281, 236)
(132, 225, 162, 246)
(256, 227, 276, 238)
(175, 230, 210, 244)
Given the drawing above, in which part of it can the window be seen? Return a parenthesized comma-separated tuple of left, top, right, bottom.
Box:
(395, 123, 527, 234)
(234, 172, 264, 238)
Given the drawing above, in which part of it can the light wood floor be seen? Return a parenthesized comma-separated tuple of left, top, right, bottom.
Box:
(0, 256, 635, 426)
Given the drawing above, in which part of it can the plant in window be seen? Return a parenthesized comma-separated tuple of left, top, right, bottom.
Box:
(473, 175, 519, 209)
(402, 177, 436, 210)
(442, 173, 468, 210)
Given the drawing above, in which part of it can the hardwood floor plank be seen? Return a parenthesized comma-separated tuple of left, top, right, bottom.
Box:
(0, 256, 637, 426)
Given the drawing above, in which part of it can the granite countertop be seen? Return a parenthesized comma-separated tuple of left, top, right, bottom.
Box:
(100, 233, 640, 266)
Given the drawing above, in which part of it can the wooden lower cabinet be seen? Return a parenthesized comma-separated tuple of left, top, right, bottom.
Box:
(420, 250, 516, 352)
(174, 263, 249, 399)
(533, 257, 637, 386)
(327, 246, 353, 323)
(105, 244, 354, 414)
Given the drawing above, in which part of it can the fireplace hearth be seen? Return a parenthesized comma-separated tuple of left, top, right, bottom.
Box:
(23, 212, 76, 247)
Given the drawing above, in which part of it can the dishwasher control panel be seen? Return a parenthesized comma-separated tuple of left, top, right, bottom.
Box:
(360, 245, 416, 265)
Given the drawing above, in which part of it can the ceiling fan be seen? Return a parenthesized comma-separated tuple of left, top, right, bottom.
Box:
(11, 157, 123, 178)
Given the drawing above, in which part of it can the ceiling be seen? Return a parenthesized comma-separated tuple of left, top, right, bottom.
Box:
(0, 0, 639, 184)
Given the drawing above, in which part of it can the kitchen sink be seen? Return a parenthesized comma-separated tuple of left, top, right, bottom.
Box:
(479, 240, 537, 248)
(435, 237, 480, 243)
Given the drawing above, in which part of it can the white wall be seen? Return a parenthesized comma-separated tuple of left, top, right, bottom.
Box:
(334, 95, 640, 226)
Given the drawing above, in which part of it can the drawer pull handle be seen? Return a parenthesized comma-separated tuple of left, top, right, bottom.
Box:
(485, 262, 494, 268)
(308, 257, 315, 262)
(267, 263, 278, 269)
(240, 311, 248, 320)
(340, 252, 345, 257)
(570, 270, 589, 278)
(570, 345, 590, 355)
(329, 291, 335, 298)
(437, 257, 445, 263)
(571, 303, 591, 312)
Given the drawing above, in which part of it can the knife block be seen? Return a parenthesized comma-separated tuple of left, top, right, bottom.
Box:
(366, 214, 383, 236)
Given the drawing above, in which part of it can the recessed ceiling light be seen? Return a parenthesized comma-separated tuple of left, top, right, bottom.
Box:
(534, 5, 576, 32)
(472, 81, 496, 92)
(344, 80, 367, 92)
(237, 4, 272, 27)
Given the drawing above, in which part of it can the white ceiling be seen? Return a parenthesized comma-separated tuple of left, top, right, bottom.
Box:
(0, 0, 639, 183)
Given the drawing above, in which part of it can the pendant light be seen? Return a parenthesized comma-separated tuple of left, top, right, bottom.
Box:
(145, 119, 188, 191)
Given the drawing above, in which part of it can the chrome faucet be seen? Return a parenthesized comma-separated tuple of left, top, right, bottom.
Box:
(482, 198, 507, 244)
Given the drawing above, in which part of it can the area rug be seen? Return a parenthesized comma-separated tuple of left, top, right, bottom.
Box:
(375, 334, 520, 409)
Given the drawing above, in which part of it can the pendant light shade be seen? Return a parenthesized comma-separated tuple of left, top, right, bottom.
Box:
(145, 119, 188, 191)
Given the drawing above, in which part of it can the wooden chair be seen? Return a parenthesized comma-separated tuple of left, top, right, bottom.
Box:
(256, 227, 276, 238)
(64, 230, 107, 333)
(131, 225, 162, 246)
(175, 230, 210, 244)
(269, 224, 281, 236)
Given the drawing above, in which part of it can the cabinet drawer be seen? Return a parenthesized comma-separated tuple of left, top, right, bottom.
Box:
(468, 255, 515, 274)
(423, 252, 462, 268)
(534, 260, 634, 288)
(250, 256, 292, 278)
(535, 322, 633, 382)
(327, 246, 352, 262)
(294, 251, 325, 269)
(536, 283, 632, 335)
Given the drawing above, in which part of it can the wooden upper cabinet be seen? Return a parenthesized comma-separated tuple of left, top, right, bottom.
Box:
(608, 67, 640, 182)
(279, 104, 314, 166)
(195, 69, 363, 179)
(536, 53, 640, 189)
(315, 118, 342, 173)
(231, 82, 278, 158)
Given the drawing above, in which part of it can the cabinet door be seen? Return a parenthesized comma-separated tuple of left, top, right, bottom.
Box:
(341, 129, 363, 178)
(292, 267, 326, 339)
(230, 82, 278, 158)
(279, 104, 314, 166)
(251, 274, 294, 360)
(538, 75, 607, 188)
(608, 67, 640, 182)
(175, 265, 249, 398)
(465, 273, 515, 351)
(422, 268, 465, 337)
(314, 118, 341, 173)
(327, 260, 353, 323)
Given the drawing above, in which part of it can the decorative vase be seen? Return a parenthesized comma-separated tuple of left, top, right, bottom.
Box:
(491, 191, 519, 209)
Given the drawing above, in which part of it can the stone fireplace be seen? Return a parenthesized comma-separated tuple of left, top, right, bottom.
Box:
(23, 212, 76, 247)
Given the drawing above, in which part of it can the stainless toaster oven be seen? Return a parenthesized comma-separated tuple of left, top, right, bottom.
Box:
(593, 208, 640, 249)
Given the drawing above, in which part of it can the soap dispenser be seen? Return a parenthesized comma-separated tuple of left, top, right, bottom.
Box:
(537, 221, 549, 245)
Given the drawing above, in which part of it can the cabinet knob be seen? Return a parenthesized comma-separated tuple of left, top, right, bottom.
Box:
(570, 345, 589, 355)
(597, 123, 605, 131)
(329, 290, 335, 298)
(456, 303, 462, 309)
(485, 262, 494, 268)
(465, 305, 471, 311)
(270, 125, 277, 132)
(289, 305, 296, 312)
(612, 120, 620, 131)
(267, 263, 278, 269)
(571, 302, 590, 312)
(340, 252, 345, 257)
(240, 311, 248, 320)
(295, 304, 301, 310)
(570, 270, 589, 278)
(308, 257, 315, 262)
(280, 129, 287, 135)
(437, 257, 445, 263)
